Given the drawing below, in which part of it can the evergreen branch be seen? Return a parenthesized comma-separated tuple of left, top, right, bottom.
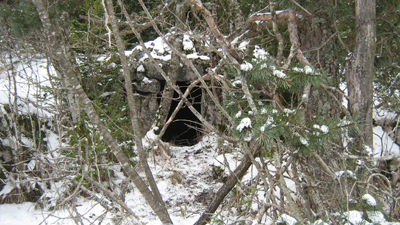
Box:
(305, 74, 322, 77)
(92, 103, 135, 138)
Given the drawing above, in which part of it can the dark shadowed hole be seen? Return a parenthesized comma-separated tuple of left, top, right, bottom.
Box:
(161, 82, 202, 146)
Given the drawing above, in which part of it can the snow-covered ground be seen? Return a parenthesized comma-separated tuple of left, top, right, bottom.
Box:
(0, 134, 221, 225)
(0, 54, 56, 118)
(1, 50, 400, 224)
(0, 130, 399, 224)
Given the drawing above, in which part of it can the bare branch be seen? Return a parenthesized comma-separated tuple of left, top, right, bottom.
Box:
(185, 0, 243, 64)
(106, 0, 170, 221)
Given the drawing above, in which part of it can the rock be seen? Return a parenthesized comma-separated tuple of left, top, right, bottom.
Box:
(134, 78, 160, 93)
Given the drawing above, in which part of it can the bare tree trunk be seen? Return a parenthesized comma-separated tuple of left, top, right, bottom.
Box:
(31, 0, 173, 223)
(154, 35, 182, 135)
(50, 45, 81, 123)
(105, 0, 168, 211)
(346, 0, 376, 150)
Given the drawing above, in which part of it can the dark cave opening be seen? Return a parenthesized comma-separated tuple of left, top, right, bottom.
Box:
(161, 82, 202, 146)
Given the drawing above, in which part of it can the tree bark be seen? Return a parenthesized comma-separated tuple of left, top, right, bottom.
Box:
(298, 12, 342, 119)
(346, 0, 376, 150)
(106, 0, 169, 216)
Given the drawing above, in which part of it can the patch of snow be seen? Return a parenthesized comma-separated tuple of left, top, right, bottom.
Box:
(212, 153, 241, 174)
(293, 65, 318, 75)
(276, 214, 297, 225)
(260, 124, 267, 132)
(137, 64, 145, 72)
(313, 124, 329, 134)
(253, 46, 270, 60)
(147, 36, 168, 54)
(294, 132, 309, 146)
(235, 111, 242, 118)
(133, 34, 209, 62)
(183, 34, 194, 51)
(98, 91, 115, 98)
(261, 108, 268, 115)
(299, 135, 309, 146)
(108, 62, 117, 68)
(0, 57, 56, 118)
(97, 54, 111, 62)
(335, 170, 358, 180)
(150, 215, 200, 225)
(244, 131, 253, 142)
(366, 211, 386, 223)
(313, 219, 329, 225)
(320, 125, 329, 134)
(136, 36, 171, 62)
(241, 61, 253, 71)
(40, 180, 72, 209)
(238, 41, 249, 51)
(236, 117, 252, 132)
(0, 199, 140, 225)
(362, 194, 377, 206)
(232, 80, 242, 87)
(342, 210, 363, 225)
(374, 108, 397, 121)
(304, 65, 314, 74)
(142, 77, 152, 84)
(227, 101, 235, 106)
(340, 81, 348, 108)
(373, 126, 400, 157)
(44, 129, 64, 152)
(283, 108, 296, 115)
(260, 63, 268, 69)
(142, 127, 159, 149)
(0, 183, 15, 197)
(302, 93, 309, 101)
(273, 68, 287, 78)
(26, 160, 36, 171)
(187, 53, 210, 60)
(261, 116, 276, 130)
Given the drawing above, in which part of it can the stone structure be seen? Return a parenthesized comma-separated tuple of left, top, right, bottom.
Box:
(132, 58, 220, 145)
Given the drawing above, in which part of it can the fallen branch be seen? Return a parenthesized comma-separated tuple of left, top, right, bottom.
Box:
(194, 144, 261, 225)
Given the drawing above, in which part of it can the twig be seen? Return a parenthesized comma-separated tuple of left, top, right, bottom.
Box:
(312, 151, 336, 178)
(291, 0, 312, 16)
(334, 21, 350, 53)
(100, 0, 112, 48)
(185, 0, 243, 64)
(303, 32, 338, 53)
(270, 1, 285, 64)
(82, 175, 144, 224)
